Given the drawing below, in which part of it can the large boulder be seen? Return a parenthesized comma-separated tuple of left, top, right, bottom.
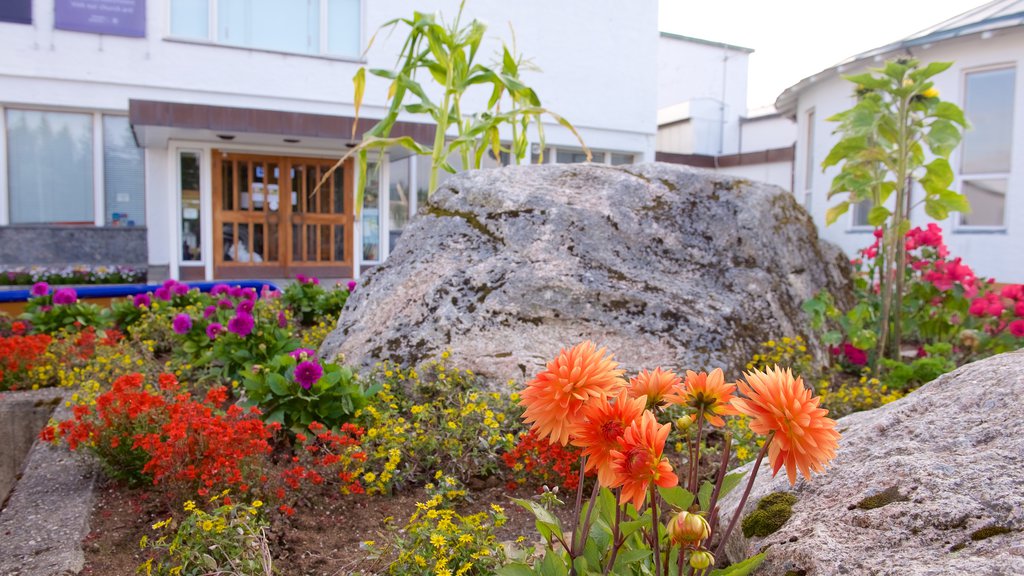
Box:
(321, 162, 851, 384)
(718, 350, 1024, 575)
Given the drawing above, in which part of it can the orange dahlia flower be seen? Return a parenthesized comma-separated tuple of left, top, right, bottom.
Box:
(628, 367, 682, 409)
(570, 389, 647, 486)
(520, 341, 626, 445)
(666, 368, 738, 427)
(609, 410, 678, 510)
(730, 366, 840, 485)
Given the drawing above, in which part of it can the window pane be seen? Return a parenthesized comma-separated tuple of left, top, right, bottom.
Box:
(557, 149, 592, 164)
(180, 152, 202, 261)
(962, 68, 1015, 174)
(610, 153, 633, 166)
(362, 167, 380, 261)
(103, 116, 145, 226)
(327, 0, 361, 57)
(218, 0, 318, 55)
(0, 0, 32, 24)
(170, 0, 208, 39)
(7, 110, 94, 224)
(415, 155, 430, 208)
(389, 157, 410, 252)
(852, 200, 870, 227)
(805, 109, 815, 188)
(961, 179, 1006, 227)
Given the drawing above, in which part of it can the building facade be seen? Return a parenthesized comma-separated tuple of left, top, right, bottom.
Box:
(778, 0, 1024, 282)
(0, 0, 657, 281)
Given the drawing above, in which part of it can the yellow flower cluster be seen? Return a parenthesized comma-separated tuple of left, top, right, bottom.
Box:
(299, 320, 332, 350)
(355, 357, 521, 493)
(745, 336, 813, 376)
(388, 493, 507, 575)
(816, 377, 903, 418)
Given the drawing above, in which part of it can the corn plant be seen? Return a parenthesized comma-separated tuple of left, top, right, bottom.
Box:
(316, 1, 589, 212)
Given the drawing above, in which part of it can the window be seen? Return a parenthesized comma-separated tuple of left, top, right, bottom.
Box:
(169, 0, 362, 58)
(361, 167, 380, 262)
(554, 148, 635, 165)
(851, 199, 871, 228)
(960, 67, 1015, 227)
(389, 156, 410, 253)
(103, 116, 145, 226)
(180, 152, 202, 262)
(7, 110, 94, 224)
(804, 109, 815, 189)
(0, 0, 31, 24)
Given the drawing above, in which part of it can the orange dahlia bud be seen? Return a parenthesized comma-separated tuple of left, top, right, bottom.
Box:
(669, 511, 710, 548)
(689, 550, 715, 570)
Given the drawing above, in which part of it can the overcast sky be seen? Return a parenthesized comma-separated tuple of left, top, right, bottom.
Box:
(658, 0, 987, 110)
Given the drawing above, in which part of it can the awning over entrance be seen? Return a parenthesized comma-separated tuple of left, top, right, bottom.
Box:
(128, 99, 436, 149)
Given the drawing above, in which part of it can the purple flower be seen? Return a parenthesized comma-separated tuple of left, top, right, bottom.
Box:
(30, 282, 50, 297)
(294, 360, 323, 390)
(154, 286, 172, 301)
(227, 313, 254, 337)
(307, 276, 319, 285)
(241, 288, 257, 301)
(162, 279, 177, 289)
(295, 273, 306, 283)
(206, 322, 225, 340)
(172, 283, 189, 296)
(346, 280, 357, 292)
(210, 283, 231, 296)
(277, 311, 287, 328)
(203, 304, 217, 319)
(218, 298, 234, 309)
(229, 286, 244, 298)
(53, 287, 78, 305)
(172, 313, 193, 334)
(133, 293, 152, 308)
(290, 348, 317, 361)
(236, 299, 254, 314)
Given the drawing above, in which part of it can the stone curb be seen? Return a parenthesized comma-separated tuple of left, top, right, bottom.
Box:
(0, 396, 98, 576)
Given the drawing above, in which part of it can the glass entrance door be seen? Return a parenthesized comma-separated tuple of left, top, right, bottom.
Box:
(212, 152, 354, 279)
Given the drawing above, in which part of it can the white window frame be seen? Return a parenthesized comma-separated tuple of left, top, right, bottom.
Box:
(165, 0, 366, 62)
(955, 63, 1016, 233)
(549, 147, 637, 165)
(1, 106, 145, 228)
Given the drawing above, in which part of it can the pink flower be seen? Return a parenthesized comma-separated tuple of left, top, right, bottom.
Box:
(1001, 285, 1024, 301)
(277, 311, 287, 328)
(347, 280, 357, 292)
(206, 322, 224, 340)
(210, 283, 230, 296)
(203, 305, 217, 319)
(172, 283, 189, 296)
(843, 343, 867, 366)
(30, 282, 50, 297)
(1016, 301, 1024, 318)
(236, 299, 254, 314)
(154, 286, 172, 301)
(969, 298, 989, 317)
(1010, 320, 1024, 338)
(133, 293, 151, 308)
(290, 348, 317, 360)
(294, 360, 323, 389)
(53, 287, 78, 305)
(873, 228, 883, 239)
(227, 313, 254, 337)
(218, 298, 234, 309)
(172, 313, 193, 334)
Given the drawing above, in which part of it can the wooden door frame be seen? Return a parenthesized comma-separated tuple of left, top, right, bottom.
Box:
(212, 151, 355, 279)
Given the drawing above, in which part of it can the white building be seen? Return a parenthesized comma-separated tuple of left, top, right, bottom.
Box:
(777, 0, 1024, 283)
(655, 32, 796, 191)
(0, 0, 657, 281)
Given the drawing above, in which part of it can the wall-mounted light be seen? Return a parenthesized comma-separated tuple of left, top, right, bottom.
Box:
(217, 134, 235, 141)
(284, 138, 300, 143)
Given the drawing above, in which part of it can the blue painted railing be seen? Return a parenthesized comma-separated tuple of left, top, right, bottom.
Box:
(0, 281, 281, 303)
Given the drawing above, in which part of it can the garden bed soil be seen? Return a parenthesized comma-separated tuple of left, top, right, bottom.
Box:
(82, 477, 573, 576)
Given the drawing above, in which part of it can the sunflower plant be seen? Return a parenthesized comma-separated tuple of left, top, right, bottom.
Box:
(501, 341, 841, 575)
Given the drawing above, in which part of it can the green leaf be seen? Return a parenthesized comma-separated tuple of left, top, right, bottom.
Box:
(718, 472, 746, 500)
(919, 158, 954, 192)
(867, 205, 891, 226)
(268, 373, 290, 396)
(540, 549, 569, 576)
(710, 552, 766, 576)
(925, 119, 961, 157)
(351, 68, 365, 139)
(496, 564, 534, 576)
(825, 201, 850, 225)
(658, 486, 695, 512)
(512, 498, 563, 537)
(698, 481, 714, 511)
(614, 549, 652, 566)
(933, 101, 967, 126)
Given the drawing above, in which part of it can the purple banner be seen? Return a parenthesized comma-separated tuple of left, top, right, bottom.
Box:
(55, 0, 146, 38)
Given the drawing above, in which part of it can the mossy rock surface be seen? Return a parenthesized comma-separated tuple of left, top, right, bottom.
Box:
(742, 491, 798, 538)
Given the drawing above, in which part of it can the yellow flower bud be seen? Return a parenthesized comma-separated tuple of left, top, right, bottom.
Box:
(669, 511, 710, 548)
(689, 550, 715, 570)
(676, 415, 694, 431)
(922, 87, 939, 98)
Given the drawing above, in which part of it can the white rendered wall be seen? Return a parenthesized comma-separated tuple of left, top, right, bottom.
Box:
(740, 115, 796, 153)
(715, 162, 793, 192)
(657, 35, 749, 155)
(792, 29, 1024, 283)
(0, 0, 657, 156)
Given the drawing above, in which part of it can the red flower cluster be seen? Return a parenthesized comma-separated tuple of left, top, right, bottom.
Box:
(45, 373, 276, 499)
(0, 333, 52, 390)
(284, 421, 368, 496)
(502, 429, 586, 492)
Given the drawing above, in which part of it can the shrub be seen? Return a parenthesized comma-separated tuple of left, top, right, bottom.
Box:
(280, 275, 350, 326)
(502, 429, 584, 492)
(0, 333, 52, 391)
(141, 496, 272, 576)
(241, 350, 375, 433)
(21, 284, 108, 334)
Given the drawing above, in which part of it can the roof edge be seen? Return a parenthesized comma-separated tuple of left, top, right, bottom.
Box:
(658, 31, 754, 53)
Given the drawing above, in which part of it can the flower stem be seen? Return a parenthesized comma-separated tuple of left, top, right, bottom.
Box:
(576, 481, 601, 557)
(569, 455, 588, 567)
(705, 432, 733, 535)
(690, 407, 706, 494)
(603, 489, 624, 575)
(713, 433, 773, 560)
(650, 483, 662, 576)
